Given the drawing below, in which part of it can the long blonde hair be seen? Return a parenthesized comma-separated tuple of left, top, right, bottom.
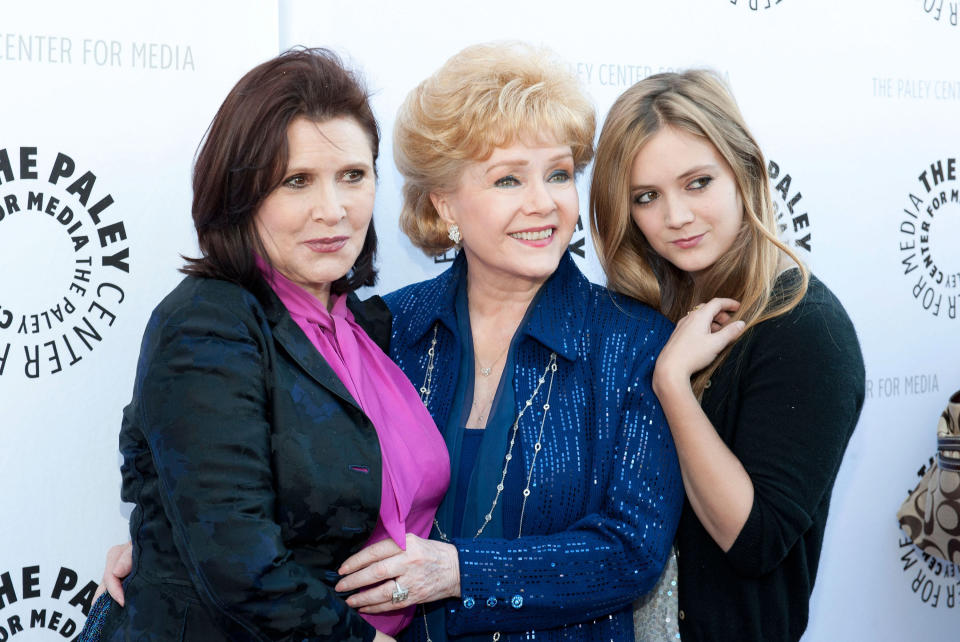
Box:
(590, 70, 808, 396)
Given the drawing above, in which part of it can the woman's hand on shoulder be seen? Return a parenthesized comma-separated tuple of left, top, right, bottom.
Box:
(654, 298, 745, 393)
(335, 533, 460, 613)
(93, 541, 133, 606)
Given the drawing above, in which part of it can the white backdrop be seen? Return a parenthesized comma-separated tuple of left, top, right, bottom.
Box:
(2, 0, 958, 639)
(0, 0, 278, 636)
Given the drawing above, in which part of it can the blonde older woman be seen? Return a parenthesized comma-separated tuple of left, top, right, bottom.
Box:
(334, 43, 683, 642)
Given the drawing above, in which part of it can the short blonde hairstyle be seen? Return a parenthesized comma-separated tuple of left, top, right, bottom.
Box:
(395, 41, 596, 255)
(590, 70, 808, 396)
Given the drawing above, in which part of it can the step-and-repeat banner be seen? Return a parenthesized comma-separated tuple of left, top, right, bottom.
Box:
(2, 0, 957, 639)
(0, 0, 278, 636)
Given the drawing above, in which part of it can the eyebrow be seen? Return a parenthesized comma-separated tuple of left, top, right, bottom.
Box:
(284, 160, 374, 174)
(484, 152, 574, 175)
(631, 163, 719, 191)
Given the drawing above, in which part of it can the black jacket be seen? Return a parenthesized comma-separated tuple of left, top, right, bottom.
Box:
(107, 276, 389, 641)
(676, 273, 865, 642)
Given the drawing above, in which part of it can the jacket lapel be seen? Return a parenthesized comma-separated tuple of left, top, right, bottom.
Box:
(521, 251, 588, 363)
(261, 284, 362, 412)
(346, 293, 392, 353)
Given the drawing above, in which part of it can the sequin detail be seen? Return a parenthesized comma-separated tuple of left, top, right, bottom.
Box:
(633, 546, 680, 641)
(385, 252, 684, 642)
(76, 593, 112, 640)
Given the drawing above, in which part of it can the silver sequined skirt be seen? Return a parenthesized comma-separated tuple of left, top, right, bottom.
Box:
(633, 546, 680, 641)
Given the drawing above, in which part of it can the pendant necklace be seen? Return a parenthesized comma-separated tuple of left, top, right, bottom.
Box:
(474, 338, 510, 377)
(418, 324, 559, 642)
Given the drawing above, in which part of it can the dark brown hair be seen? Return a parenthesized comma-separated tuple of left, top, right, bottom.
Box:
(182, 47, 380, 295)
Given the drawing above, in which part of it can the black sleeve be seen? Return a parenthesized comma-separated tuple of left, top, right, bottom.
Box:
(724, 293, 865, 577)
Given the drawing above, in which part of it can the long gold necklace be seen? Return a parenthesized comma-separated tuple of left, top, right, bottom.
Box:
(417, 324, 559, 641)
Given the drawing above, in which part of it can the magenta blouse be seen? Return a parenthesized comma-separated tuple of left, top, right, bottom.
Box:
(259, 263, 450, 635)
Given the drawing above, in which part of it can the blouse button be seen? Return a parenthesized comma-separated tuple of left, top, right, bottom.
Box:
(463, 596, 475, 609)
(678, 609, 685, 620)
(486, 596, 498, 608)
(510, 594, 523, 609)
(704, 379, 711, 389)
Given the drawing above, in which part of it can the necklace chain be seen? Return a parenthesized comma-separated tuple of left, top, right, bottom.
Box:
(433, 351, 556, 541)
(418, 326, 438, 406)
(417, 323, 558, 642)
(474, 337, 510, 377)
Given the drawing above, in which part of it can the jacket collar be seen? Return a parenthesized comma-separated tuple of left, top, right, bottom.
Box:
(400, 251, 589, 362)
(520, 251, 588, 362)
(398, 253, 466, 346)
(259, 281, 365, 411)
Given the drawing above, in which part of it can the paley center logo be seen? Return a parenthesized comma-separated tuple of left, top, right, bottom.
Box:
(0, 146, 131, 379)
(0, 564, 98, 639)
(768, 160, 812, 255)
(898, 158, 958, 319)
(727, 0, 784, 10)
(920, 0, 958, 27)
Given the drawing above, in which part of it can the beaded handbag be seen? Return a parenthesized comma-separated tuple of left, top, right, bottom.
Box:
(897, 389, 960, 566)
(76, 592, 114, 641)
(633, 546, 680, 641)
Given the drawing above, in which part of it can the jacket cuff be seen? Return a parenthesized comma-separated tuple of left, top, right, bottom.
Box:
(445, 539, 527, 634)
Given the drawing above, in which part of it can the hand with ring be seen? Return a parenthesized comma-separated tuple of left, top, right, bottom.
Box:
(335, 533, 460, 614)
(391, 579, 409, 604)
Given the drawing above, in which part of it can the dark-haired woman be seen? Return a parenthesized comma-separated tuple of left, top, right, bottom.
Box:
(79, 49, 448, 642)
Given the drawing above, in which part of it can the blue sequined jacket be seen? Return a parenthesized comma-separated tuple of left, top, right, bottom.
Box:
(385, 252, 684, 641)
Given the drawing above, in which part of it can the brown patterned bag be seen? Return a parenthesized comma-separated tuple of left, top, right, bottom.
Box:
(897, 389, 960, 565)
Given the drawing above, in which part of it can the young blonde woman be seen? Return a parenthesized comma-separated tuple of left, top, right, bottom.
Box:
(590, 70, 865, 642)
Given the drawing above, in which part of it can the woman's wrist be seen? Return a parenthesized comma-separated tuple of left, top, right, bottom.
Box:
(445, 542, 462, 599)
(652, 363, 693, 401)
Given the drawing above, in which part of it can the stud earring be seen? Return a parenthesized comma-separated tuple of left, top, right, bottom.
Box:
(447, 224, 461, 245)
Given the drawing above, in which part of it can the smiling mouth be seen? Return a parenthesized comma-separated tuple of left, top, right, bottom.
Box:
(672, 233, 705, 248)
(509, 228, 554, 241)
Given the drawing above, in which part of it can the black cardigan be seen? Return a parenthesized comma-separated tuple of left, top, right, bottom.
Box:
(676, 272, 865, 642)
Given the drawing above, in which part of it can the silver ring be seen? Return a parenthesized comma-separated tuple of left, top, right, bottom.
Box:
(391, 579, 409, 603)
